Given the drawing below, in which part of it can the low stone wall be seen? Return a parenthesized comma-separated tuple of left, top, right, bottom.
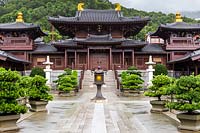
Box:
(116, 70, 174, 88)
(24, 70, 82, 83)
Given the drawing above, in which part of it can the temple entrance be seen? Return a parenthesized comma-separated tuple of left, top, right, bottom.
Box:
(90, 50, 109, 70)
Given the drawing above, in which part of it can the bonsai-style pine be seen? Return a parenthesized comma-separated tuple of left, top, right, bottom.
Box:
(121, 66, 144, 91)
(167, 75, 200, 114)
(145, 74, 172, 112)
(29, 75, 53, 101)
(154, 64, 168, 76)
(145, 74, 172, 101)
(30, 67, 45, 78)
(55, 69, 78, 93)
(0, 68, 27, 115)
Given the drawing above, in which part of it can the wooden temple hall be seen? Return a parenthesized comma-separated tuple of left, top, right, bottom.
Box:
(1, 3, 200, 76)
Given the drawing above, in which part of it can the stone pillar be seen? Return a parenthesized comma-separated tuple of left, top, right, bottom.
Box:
(145, 55, 156, 87)
(43, 55, 53, 85)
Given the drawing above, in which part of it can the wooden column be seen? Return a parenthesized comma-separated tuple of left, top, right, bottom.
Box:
(187, 65, 190, 75)
(64, 49, 67, 68)
(122, 50, 125, 69)
(87, 48, 90, 70)
(75, 50, 77, 69)
(110, 48, 112, 70)
(195, 63, 198, 75)
(132, 49, 134, 66)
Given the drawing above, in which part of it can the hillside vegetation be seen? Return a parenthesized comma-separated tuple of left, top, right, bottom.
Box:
(0, 0, 197, 41)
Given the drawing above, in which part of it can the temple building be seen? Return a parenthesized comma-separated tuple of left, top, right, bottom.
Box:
(48, 3, 167, 70)
(152, 12, 200, 76)
(2, 3, 199, 77)
(0, 12, 46, 71)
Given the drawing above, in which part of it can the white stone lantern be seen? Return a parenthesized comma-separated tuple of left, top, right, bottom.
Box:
(43, 55, 53, 85)
(145, 55, 156, 87)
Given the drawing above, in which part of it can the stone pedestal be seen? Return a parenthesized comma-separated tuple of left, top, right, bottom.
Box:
(29, 100, 48, 112)
(145, 55, 156, 87)
(43, 56, 53, 85)
(0, 114, 20, 132)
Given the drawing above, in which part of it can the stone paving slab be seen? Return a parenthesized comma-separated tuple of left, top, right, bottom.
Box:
(14, 70, 200, 133)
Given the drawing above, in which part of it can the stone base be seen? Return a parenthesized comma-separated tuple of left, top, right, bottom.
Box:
(91, 97, 107, 103)
(177, 113, 200, 131)
(58, 91, 76, 97)
(29, 100, 48, 112)
(0, 114, 20, 132)
(121, 90, 140, 97)
(150, 100, 168, 113)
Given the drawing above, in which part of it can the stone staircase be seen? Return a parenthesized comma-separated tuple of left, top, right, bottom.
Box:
(82, 70, 117, 92)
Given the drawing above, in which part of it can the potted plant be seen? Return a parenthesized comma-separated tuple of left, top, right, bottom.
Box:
(0, 68, 27, 132)
(167, 75, 200, 131)
(144, 74, 172, 112)
(55, 69, 78, 96)
(29, 75, 53, 112)
(17, 76, 32, 106)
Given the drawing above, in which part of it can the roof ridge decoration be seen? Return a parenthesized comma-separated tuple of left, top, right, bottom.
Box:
(115, 3, 121, 11)
(16, 12, 24, 23)
(175, 12, 183, 22)
(78, 3, 84, 11)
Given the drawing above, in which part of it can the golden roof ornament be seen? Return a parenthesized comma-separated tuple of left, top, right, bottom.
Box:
(175, 12, 183, 22)
(115, 3, 121, 11)
(16, 12, 24, 22)
(78, 3, 84, 11)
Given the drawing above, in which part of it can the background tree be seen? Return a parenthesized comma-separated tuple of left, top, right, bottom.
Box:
(154, 64, 168, 76)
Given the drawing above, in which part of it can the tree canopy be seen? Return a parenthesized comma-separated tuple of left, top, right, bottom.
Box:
(0, 0, 197, 41)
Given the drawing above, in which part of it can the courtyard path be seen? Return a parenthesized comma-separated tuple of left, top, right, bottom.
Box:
(16, 70, 197, 133)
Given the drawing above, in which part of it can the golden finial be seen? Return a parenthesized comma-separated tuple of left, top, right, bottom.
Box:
(175, 12, 183, 22)
(16, 12, 24, 22)
(115, 3, 121, 11)
(78, 3, 84, 11)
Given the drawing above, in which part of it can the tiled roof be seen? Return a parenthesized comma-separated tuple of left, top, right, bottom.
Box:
(141, 44, 166, 53)
(152, 22, 200, 39)
(75, 34, 124, 44)
(0, 50, 29, 63)
(0, 22, 46, 39)
(120, 40, 147, 47)
(32, 44, 58, 53)
(168, 50, 200, 63)
(52, 39, 78, 47)
(160, 22, 200, 30)
(49, 9, 150, 23)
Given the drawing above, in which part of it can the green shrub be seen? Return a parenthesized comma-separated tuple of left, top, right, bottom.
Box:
(167, 75, 200, 114)
(154, 64, 168, 76)
(29, 75, 53, 101)
(30, 67, 45, 78)
(144, 74, 172, 101)
(127, 66, 142, 76)
(55, 70, 78, 93)
(0, 68, 27, 115)
(121, 66, 144, 91)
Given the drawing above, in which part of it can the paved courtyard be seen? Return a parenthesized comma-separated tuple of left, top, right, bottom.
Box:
(14, 71, 199, 133)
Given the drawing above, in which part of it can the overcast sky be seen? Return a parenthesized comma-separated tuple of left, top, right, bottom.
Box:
(109, 0, 200, 13)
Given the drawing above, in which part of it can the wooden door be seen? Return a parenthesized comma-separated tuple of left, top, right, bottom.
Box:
(91, 53, 108, 70)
